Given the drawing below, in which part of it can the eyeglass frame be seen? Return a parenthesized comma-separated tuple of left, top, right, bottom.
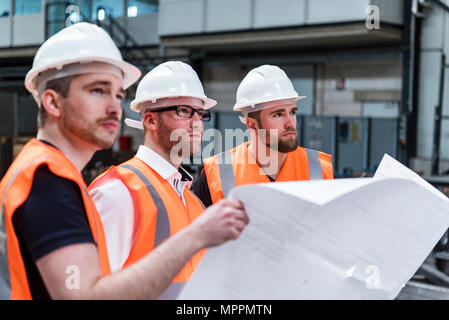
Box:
(150, 105, 211, 121)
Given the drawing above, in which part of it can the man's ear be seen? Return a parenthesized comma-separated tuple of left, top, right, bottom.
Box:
(41, 89, 63, 118)
(143, 111, 158, 131)
(246, 117, 258, 131)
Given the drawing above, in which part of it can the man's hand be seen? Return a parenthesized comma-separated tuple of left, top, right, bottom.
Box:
(190, 199, 249, 249)
(36, 199, 249, 299)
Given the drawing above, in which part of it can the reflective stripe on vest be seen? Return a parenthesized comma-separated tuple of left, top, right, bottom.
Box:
(120, 164, 188, 299)
(0, 202, 9, 300)
(90, 158, 205, 298)
(121, 164, 171, 247)
(218, 150, 236, 198)
(218, 147, 325, 197)
(305, 148, 323, 180)
(0, 167, 23, 299)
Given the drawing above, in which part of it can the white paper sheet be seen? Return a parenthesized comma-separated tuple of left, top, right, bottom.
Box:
(177, 159, 449, 300)
(374, 153, 448, 202)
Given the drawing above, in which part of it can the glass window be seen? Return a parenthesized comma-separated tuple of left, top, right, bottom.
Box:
(14, 0, 41, 16)
(92, 0, 124, 20)
(127, 0, 158, 17)
(80, 0, 91, 21)
(46, 0, 67, 37)
(0, 0, 10, 17)
(45, 1, 90, 37)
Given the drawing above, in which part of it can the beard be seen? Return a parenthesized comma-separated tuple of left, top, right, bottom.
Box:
(261, 127, 298, 153)
(62, 100, 119, 150)
(277, 130, 298, 153)
(156, 116, 202, 159)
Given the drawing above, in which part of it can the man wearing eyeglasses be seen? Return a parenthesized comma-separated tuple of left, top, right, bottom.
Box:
(88, 61, 248, 299)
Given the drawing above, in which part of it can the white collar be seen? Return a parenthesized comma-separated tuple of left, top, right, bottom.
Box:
(135, 145, 192, 182)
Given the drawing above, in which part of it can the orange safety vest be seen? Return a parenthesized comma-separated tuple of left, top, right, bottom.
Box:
(203, 142, 334, 204)
(89, 156, 205, 299)
(0, 139, 111, 300)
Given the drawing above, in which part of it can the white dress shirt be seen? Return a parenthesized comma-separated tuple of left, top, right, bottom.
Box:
(89, 145, 193, 272)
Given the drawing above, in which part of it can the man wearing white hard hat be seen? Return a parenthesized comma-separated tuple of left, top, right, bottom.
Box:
(193, 65, 334, 206)
(0, 24, 247, 300)
(89, 61, 248, 299)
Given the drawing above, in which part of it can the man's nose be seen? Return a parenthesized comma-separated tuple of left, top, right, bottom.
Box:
(285, 114, 296, 129)
(107, 97, 123, 118)
(192, 118, 203, 129)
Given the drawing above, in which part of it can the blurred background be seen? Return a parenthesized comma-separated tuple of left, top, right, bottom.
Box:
(1, 0, 449, 298)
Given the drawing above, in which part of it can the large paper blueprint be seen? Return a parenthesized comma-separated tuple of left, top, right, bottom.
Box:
(374, 153, 449, 202)
(178, 156, 449, 299)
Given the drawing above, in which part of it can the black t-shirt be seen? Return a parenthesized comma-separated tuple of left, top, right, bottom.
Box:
(192, 170, 275, 208)
(12, 141, 95, 300)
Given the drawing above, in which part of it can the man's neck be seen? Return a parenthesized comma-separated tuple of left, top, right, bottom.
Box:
(143, 140, 182, 169)
(248, 140, 287, 180)
(37, 127, 97, 172)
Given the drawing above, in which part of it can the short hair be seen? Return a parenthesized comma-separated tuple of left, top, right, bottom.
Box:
(247, 110, 261, 121)
(247, 110, 262, 128)
(37, 75, 75, 128)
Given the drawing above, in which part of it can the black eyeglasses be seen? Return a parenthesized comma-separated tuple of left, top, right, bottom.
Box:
(152, 105, 211, 121)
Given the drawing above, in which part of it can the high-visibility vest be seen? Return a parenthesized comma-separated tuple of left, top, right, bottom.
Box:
(89, 157, 205, 299)
(203, 142, 334, 204)
(0, 139, 111, 300)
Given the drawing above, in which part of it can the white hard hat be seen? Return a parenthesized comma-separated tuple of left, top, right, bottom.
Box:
(25, 22, 141, 105)
(233, 65, 306, 113)
(129, 61, 216, 113)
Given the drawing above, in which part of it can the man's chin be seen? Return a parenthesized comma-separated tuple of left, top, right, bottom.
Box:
(94, 140, 115, 150)
(171, 141, 201, 159)
(190, 142, 202, 156)
(90, 134, 116, 150)
(267, 138, 297, 153)
(278, 142, 297, 153)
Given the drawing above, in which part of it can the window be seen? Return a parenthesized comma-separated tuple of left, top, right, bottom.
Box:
(92, 0, 124, 20)
(46, 0, 68, 37)
(127, 0, 158, 17)
(0, 0, 9, 17)
(14, 0, 41, 16)
(46, 1, 90, 37)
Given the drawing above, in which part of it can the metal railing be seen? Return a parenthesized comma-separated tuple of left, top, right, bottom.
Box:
(94, 6, 154, 65)
(44, 2, 156, 67)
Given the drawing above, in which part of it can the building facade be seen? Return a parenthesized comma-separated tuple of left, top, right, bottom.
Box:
(0, 0, 447, 179)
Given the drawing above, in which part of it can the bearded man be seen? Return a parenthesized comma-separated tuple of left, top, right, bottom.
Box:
(89, 61, 248, 299)
(193, 65, 334, 207)
(0, 25, 248, 300)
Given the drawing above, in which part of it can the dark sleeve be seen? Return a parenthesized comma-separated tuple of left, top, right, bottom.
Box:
(192, 170, 213, 208)
(12, 164, 95, 262)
